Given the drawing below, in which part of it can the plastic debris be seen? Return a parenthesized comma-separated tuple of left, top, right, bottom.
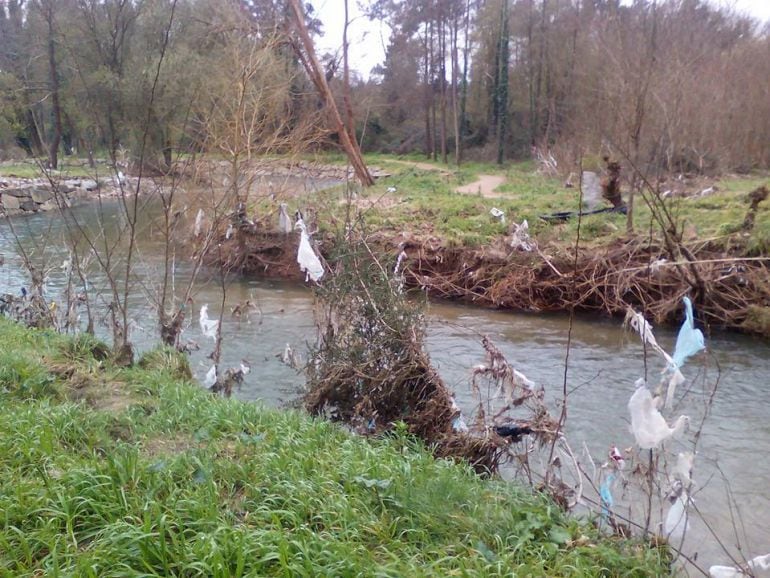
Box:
(625, 307, 688, 406)
(673, 451, 695, 486)
(278, 203, 292, 234)
(513, 368, 535, 390)
(664, 487, 690, 542)
(628, 381, 689, 449)
(494, 423, 532, 440)
(625, 309, 674, 365)
(672, 297, 705, 368)
(599, 473, 616, 519)
(649, 258, 668, 274)
(490, 207, 506, 224)
(664, 297, 705, 407)
(393, 250, 407, 276)
(204, 365, 217, 388)
(199, 304, 219, 340)
(509, 220, 533, 252)
(279, 343, 301, 369)
(450, 397, 469, 432)
(225, 223, 234, 240)
(609, 445, 625, 470)
(581, 171, 603, 209)
(194, 208, 205, 237)
(386, 186, 397, 194)
(295, 217, 324, 282)
(710, 554, 770, 578)
(709, 566, 743, 578)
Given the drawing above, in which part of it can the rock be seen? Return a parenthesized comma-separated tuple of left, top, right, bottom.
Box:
(64, 179, 81, 188)
(40, 200, 58, 211)
(31, 187, 53, 204)
(5, 185, 33, 198)
(1, 194, 20, 210)
(20, 200, 37, 212)
(81, 179, 98, 191)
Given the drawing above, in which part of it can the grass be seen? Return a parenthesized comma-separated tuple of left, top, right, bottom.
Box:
(346, 157, 770, 251)
(0, 158, 95, 179)
(0, 317, 671, 576)
(7, 150, 767, 253)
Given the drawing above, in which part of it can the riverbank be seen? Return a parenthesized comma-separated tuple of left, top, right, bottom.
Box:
(0, 317, 670, 575)
(0, 175, 141, 217)
(215, 156, 769, 337)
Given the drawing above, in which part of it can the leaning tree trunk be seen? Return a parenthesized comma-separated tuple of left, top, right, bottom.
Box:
(288, 0, 374, 186)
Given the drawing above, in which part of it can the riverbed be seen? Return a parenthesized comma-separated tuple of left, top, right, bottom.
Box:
(1, 198, 768, 573)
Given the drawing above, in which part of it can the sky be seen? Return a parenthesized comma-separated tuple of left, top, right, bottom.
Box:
(315, 0, 770, 78)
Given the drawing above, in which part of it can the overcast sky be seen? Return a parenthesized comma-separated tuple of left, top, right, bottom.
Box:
(315, 0, 770, 78)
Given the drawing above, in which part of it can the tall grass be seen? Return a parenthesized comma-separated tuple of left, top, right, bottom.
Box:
(0, 318, 670, 576)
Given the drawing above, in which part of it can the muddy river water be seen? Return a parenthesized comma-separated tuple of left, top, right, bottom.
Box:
(1, 198, 768, 573)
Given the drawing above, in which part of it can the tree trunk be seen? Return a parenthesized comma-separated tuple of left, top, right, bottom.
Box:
(423, 27, 434, 158)
(288, 0, 373, 186)
(45, 1, 63, 170)
(451, 14, 460, 165)
(496, 0, 510, 165)
(458, 0, 471, 163)
(438, 14, 448, 164)
(342, 0, 357, 146)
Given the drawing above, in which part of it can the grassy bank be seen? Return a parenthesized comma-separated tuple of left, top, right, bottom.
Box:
(0, 318, 670, 576)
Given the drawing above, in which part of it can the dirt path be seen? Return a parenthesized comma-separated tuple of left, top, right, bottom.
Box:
(386, 159, 453, 175)
(456, 175, 506, 198)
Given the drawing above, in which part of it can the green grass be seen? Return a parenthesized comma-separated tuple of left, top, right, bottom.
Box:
(0, 318, 671, 576)
(347, 157, 770, 251)
(0, 158, 96, 179)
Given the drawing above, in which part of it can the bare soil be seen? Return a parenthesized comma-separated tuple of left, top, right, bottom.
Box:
(456, 175, 507, 198)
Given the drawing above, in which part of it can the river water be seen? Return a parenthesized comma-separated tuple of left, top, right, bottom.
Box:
(1, 198, 768, 573)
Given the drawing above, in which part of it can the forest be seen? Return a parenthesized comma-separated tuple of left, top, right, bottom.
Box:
(1, 0, 769, 174)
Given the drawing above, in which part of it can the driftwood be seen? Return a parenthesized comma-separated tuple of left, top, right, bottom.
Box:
(303, 237, 506, 474)
(404, 238, 770, 335)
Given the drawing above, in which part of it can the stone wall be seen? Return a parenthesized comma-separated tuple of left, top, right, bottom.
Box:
(0, 177, 116, 217)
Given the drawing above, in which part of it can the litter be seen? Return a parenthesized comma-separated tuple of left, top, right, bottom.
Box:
(509, 220, 533, 252)
(295, 217, 324, 282)
(204, 365, 217, 388)
(494, 423, 533, 441)
(599, 473, 616, 519)
(194, 208, 205, 237)
(628, 380, 689, 449)
(664, 297, 705, 407)
(581, 171, 602, 210)
(225, 223, 234, 240)
(608, 445, 625, 470)
(278, 203, 292, 234)
(709, 553, 770, 577)
(649, 258, 668, 274)
(672, 297, 705, 369)
(664, 486, 690, 542)
(673, 451, 695, 486)
(199, 304, 219, 340)
(490, 207, 506, 224)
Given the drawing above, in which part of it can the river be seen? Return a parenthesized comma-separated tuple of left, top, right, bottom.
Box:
(1, 197, 768, 574)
